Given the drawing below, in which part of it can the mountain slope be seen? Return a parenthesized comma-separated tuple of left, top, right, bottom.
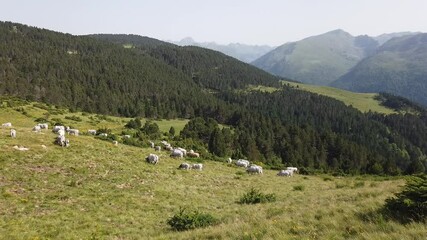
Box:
(171, 37, 274, 63)
(331, 33, 427, 106)
(89, 34, 281, 91)
(252, 30, 378, 85)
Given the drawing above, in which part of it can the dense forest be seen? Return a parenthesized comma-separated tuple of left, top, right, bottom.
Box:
(1, 22, 426, 175)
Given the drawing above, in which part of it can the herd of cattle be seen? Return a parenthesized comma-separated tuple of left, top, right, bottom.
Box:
(2, 122, 298, 177)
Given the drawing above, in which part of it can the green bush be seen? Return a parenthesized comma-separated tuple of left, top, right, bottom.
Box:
(239, 188, 276, 204)
(384, 175, 427, 223)
(65, 115, 82, 122)
(293, 185, 305, 191)
(167, 207, 217, 231)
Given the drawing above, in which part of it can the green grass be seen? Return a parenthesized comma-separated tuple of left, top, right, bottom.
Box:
(282, 81, 396, 114)
(0, 102, 425, 239)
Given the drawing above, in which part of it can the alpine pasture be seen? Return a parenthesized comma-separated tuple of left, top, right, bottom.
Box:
(0, 100, 425, 239)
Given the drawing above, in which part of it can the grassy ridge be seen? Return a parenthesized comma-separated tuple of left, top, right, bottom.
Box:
(282, 81, 396, 114)
(0, 104, 425, 239)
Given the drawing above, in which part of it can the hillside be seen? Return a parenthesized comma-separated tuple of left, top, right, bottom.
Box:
(1, 22, 427, 176)
(1, 100, 426, 239)
(171, 37, 274, 63)
(252, 29, 378, 85)
(281, 81, 396, 114)
(88, 34, 281, 91)
(331, 33, 427, 106)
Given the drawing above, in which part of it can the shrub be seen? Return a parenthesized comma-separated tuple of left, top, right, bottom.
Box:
(383, 175, 427, 223)
(293, 185, 305, 191)
(167, 207, 217, 231)
(239, 188, 276, 204)
(65, 115, 82, 122)
(34, 117, 48, 123)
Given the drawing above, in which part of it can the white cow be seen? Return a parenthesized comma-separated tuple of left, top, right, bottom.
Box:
(247, 165, 263, 174)
(52, 125, 65, 133)
(178, 162, 191, 170)
(146, 154, 159, 164)
(236, 159, 250, 168)
(88, 129, 97, 135)
(149, 141, 155, 148)
(192, 163, 203, 170)
(176, 147, 187, 156)
(277, 169, 293, 177)
(57, 129, 65, 137)
(123, 135, 131, 139)
(155, 146, 161, 151)
(56, 135, 69, 147)
(170, 149, 184, 158)
(2, 122, 12, 127)
(227, 158, 233, 164)
(32, 125, 41, 132)
(68, 129, 79, 136)
(112, 140, 118, 146)
(37, 123, 48, 129)
(286, 167, 298, 174)
(10, 129, 16, 138)
(98, 133, 108, 137)
(164, 145, 173, 151)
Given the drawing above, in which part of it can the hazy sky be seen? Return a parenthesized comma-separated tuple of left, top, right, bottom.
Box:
(1, 0, 426, 46)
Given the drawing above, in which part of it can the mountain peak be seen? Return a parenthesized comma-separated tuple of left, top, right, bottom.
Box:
(178, 37, 196, 45)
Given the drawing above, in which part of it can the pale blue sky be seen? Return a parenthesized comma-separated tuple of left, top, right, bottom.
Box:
(1, 0, 426, 45)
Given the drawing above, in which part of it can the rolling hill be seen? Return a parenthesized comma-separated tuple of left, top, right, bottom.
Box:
(1, 99, 426, 239)
(252, 29, 378, 85)
(331, 33, 427, 106)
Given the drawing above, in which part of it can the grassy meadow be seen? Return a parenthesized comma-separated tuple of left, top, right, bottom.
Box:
(0, 101, 425, 239)
(281, 81, 396, 114)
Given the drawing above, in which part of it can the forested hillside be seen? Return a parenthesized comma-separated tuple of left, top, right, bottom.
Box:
(1, 22, 426, 175)
(89, 34, 281, 91)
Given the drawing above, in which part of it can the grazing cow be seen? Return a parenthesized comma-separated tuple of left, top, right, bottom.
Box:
(187, 151, 200, 158)
(277, 169, 293, 177)
(178, 162, 191, 170)
(2, 122, 12, 127)
(123, 135, 131, 139)
(112, 140, 118, 146)
(247, 165, 263, 174)
(88, 129, 97, 135)
(68, 129, 79, 136)
(286, 167, 298, 174)
(170, 149, 184, 158)
(37, 123, 48, 129)
(227, 158, 233, 164)
(10, 129, 16, 138)
(192, 163, 203, 170)
(164, 145, 173, 151)
(176, 147, 187, 156)
(57, 129, 65, 137)
(99, 133, 108, 137)
(52, 125, 65, 133)
(32, 125, 41, 132)
(155, 146, 161, 151)
(149, 141, 155, 148)
(55, 135, 69, 147)
(146, 153, 159, 164)
(161, 140, 169, 146)
(236, 159, 250, 168)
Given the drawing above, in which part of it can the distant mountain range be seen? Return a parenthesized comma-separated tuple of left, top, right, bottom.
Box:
(170, 37, 274, 63)
(331, 33, 427, 106)
(250, 30, 426, 105)
(252, 29, 380, 85)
